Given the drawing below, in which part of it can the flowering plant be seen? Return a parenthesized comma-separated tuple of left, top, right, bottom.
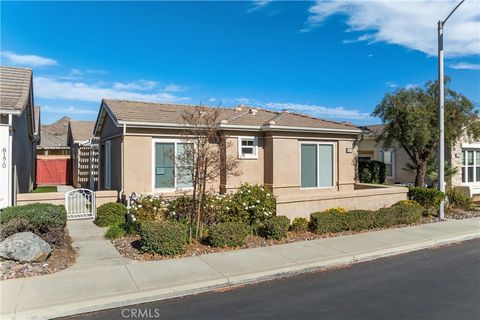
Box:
(129, 194, 166, 223)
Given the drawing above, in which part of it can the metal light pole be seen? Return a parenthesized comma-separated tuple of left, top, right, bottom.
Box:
(438, 0, 465, 219)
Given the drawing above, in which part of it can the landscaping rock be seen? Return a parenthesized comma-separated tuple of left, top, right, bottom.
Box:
(0, 232, 52, 263)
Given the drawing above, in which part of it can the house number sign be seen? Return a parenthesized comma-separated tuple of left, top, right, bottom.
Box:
(1, 147, 6, 168)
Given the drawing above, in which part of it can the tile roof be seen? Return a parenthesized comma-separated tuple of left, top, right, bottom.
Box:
(100, 99, 361, 132)
(365, 124, 385, 136)
(0, 66, 32, 113)
(34, 106, 40, 136)
(69, 120, 95, 142)
(38, 131, 68, 149)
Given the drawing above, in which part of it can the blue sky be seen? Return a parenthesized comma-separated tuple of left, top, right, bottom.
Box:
(1, 1, 479, 125)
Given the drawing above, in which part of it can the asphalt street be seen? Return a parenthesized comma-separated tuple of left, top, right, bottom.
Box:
(59, 239, 480, 320)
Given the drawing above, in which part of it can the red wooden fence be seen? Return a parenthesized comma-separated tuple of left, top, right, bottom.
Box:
(36, 159, 72, 185)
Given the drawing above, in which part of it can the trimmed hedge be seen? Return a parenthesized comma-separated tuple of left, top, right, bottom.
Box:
(209, 222, 250, 247)
(94, 202, 127, 227)
(359, 160, 386, 184)
(408, 187, 445, 213)
(263, 216, 290, 240)
(310, 202, 422, 235)
(446, 188, 472, 209)
(140, 220, 187, 256)
(105, 224, 126, 240)
(0, 203, 67, 246)
(290, 217, 309, 232)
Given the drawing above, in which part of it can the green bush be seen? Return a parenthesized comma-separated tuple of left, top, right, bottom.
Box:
(94, 202, 127, 227)
(140, 220, 187, 256)
(344, 210, 377, 231)
(166, 195, 193, 221)
(221, 184, 277, 226)
(323, 207, 346, 214)
(309, 211, 345, 234)
(263, 216, 290, 240)
(105, 224, 126, 240)
(446, 188, 472, 209)
(408, 187, 445, 213)
(376, 201, 422, 227)
(359, 160, 386, 184)
(0, 203, 67, 245)
(131, 195, 165, 223)
(290, 217, 309, 232)
(208, 222, 250, 247)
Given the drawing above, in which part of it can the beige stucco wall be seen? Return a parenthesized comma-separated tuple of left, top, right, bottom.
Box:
(16, 190, 118, 208)
(277, 184, 408, 220)
(358, 137, 416, 184)
(123, 135, 152, 195)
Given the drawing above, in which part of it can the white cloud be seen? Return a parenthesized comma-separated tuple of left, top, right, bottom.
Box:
(385, 81, 398, 88)
(34, 77, 189, 103)
(164, 84, 186, 92)
(69, 68, 107, 76)
(209, 98, 217, 102)
(449, 62, 480, 70)
(303, 0, 480, 57)
(1, 51, 57, 67)
(405, 83, 419, 89)
(42, 105, 97, 115)
(265, 102, 371, 120)
(113, 79, 158, 91)
(247, 0, 272, 12)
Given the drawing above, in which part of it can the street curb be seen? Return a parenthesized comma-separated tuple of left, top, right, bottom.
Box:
(6, 231, 480, 320)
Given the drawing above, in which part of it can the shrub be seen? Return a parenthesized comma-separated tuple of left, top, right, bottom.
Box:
(222, 184, 277, 226)
(140, 221, 187, 256)
(376, 201, 422, 227)
(324, 207, 346, 214)
(263, 216, 290, 240)
(309, 211, 345, 234)
(208, 222, 250, 247)
(0, 203, 67, 246)
(408, 187, 445, 213)
(166, 195, 193, 222)
(131, 195, 166, 223)
(290, 217, 309, 232)
(94, 202, 127, 227)
(446, 188, 472, 210)
(359, 160, 386, 184)
(344, 210, 377, 231)
(105, 224, 126, 240)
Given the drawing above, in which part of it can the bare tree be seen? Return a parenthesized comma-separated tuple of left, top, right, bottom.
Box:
(176, 106, 241, 242)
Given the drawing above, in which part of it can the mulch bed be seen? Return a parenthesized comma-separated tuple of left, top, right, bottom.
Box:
(112, 215, 441, 262)
(0, 231, 77, 281)
(445, 207, 480, 219)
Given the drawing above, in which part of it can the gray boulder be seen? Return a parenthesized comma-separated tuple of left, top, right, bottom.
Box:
(0, 232, 52, 263)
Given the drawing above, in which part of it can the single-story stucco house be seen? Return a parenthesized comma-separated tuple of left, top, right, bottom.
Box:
(358, 124, 480, 199)
(93, 99, 407, 219)
(0, 66, 39, 208)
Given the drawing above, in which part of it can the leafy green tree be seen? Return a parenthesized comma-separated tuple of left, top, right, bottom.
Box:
(403, 157, 457, 186)
(373, 78, 479, 187)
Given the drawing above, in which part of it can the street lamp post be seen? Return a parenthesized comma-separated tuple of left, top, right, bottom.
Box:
(438, 0, 465, 220)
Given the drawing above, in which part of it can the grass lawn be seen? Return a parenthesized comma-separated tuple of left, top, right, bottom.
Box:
(32, 186, 58, 193)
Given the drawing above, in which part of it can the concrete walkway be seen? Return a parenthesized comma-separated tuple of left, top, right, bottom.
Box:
(1, 218, 479, 320)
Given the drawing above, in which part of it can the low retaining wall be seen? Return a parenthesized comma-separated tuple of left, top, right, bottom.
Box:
(16, 190, 119, 208)
(277, 184, 408, 220)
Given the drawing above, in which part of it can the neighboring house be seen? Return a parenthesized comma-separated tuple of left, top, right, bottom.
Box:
(358, 124, 480, 198)
(36, 127, 71, 186)
(93, 99, 407, 218)
(68, 120, 99, 190)
(0, 66, 39, 208)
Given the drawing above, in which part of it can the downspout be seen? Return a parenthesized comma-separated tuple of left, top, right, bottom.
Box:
(121, 124, 126, 202)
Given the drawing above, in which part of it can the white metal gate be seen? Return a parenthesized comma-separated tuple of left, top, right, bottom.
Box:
(65, 188, 96, 220)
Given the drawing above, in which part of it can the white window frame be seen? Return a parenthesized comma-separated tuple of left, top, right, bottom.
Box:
(299, 141, 336, 190)
(461, 148, 480, 185)
(380, 148, 396, 179)
(238, 136, 258, 159)
(151, 138, 194, 193)
(104, 140, 111, 189)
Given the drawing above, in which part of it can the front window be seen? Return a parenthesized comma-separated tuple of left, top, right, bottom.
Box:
(300, 143, 335, 188)
(238, 137, 258, 159)
(381, 149, 395, 178)
(461, 149, 480, 183)
(153, 140, 193, 190)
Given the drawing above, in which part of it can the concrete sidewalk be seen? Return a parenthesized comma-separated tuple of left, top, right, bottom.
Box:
(1, 218, 479, 320)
